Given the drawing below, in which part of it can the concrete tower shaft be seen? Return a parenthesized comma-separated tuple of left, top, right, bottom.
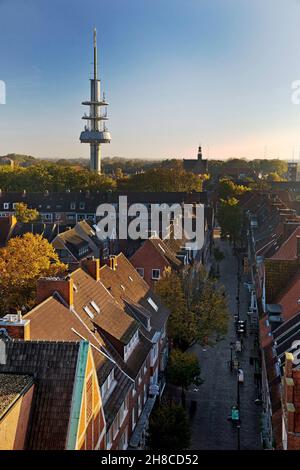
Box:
(80, 28, 111, 174)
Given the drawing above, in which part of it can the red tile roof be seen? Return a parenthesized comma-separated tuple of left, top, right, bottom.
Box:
(275, 271, 300, 321)
(270, 226, 300, 260)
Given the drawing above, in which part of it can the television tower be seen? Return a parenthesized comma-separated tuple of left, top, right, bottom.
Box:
(80, 28, 111, 173)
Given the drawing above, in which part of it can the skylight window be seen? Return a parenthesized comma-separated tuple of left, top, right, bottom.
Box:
(129, 276, 133, 282)
(83, 305, 94, 319)
(120, 284, 125, 291)
(147, 297, 158, 311)
(73, 283, 78, 292)
(90, 300, 100, 314)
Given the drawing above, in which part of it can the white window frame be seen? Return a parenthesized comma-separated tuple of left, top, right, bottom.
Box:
(152, 269, 160, 280)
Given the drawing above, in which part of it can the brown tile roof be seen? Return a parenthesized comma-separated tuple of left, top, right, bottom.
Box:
(71, 269, 139, 344)
(275, 271, 300, 322)
(270, 226, 300, 260)
(148, 237, 182, 268)
(0, 373, 33, 417)
(100, 253, 169, 334)
(25, 296, 113, 385)
(0, 339, 81, 450)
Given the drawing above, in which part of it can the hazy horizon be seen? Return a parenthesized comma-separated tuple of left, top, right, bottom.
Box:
(2, 0, 300, 161)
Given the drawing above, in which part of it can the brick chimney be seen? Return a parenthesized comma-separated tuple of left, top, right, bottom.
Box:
(109, 255, 118, 271)
(37, 277, 74, 307)
(81, 257, 100, 281)
(0, 312, 30, 340)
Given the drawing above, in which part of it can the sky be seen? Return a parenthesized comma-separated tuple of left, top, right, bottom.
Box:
(1, 0, 300, 161)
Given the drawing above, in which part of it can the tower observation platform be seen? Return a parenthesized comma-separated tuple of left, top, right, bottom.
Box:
(80, 29, 111, 173)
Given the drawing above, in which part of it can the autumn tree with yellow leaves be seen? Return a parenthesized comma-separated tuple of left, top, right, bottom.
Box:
(0, 233, 67, 314)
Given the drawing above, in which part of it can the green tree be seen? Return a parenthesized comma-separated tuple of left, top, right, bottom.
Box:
(147, 404, 191, 450)
(0, 233, 67, 314)
(213, 247, 225, 275)
(218, 178, 250, 200)
(154, 270, 198, 350)
(193, 278, 229, 345)
(168, 349, 202, 405)
(118, 167, 203, 192)
(217, 198, 242, 245)
(14, 202, 39, 223)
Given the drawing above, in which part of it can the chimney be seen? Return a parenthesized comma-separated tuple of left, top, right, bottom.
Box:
(37, 277, 74, 307)
(81, 257, 100, 281)
(109, 255, 117, 271)
(197, 146, 202, 161)
(0, 314, 30, 341)
(297, 236, 300, 259)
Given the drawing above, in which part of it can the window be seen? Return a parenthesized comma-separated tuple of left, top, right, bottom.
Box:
(152, 269, 160, 280)
(138, 395, 142, 417)
(90, 300, 100, 314)
(106, 428, 113, 450)
(124, 330, 139, 361)
(41, 213, 52, 221)
(147, 297, 158, 311)
(3, 203, 9, 210)
(70, 202, 76, 210)
(143, 384, 147, 405)
(79, 202, 85, 210)
(128, 276, 133, 282)
(83, 305, 94, 319)
(136, 268, 144, 278)
(132, 408, 136, 431)
(12, 203, 17, 209)
(101, 370, 115, 403)
(119, 428, 128, 450)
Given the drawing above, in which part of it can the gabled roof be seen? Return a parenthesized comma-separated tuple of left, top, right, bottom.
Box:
(100, 253, 170, 335)
(275, 271, 300, 321)
(24, 296, 113, 385)
(0, 339, 81, 450)
(270, 226, 300, 260)
(71, 269, 139, 344)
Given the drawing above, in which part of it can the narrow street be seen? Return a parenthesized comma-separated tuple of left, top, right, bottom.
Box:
(188, 239, 261, 450)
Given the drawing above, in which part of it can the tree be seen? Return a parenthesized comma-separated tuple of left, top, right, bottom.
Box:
(168, 349, 202, 405)
(147, 404, 191, 450)
(218, 178, 250, 200)
(192, 278, 229, 345)
(118, 167, 203, 192)
(0, 233, 67, 314)
(213, 247, 225, 275)
(217, 198, 242, 246)
(266, 172, 284, 182)
(14, 202, 39, 223)
(154, 270, 198, 350)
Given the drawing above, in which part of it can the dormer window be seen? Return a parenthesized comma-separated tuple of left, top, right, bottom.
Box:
(83, 305, 94, 319)
(90, 300, 100, 314)
(136, 268, 144, 278)
(147, 297, 158, 311)
(152, 269, 160, 280)
(124, 330, 139, 361)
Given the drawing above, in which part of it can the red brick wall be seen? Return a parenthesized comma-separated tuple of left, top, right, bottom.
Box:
(130, 240, 171, 287)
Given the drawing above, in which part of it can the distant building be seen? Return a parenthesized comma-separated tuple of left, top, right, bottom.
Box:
(0, 156, 14, 168)
(183, 146, 208, 175)
(288, 162, 298, 182)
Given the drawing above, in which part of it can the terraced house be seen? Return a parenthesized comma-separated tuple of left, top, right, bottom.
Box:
(0, 255, 169, 450)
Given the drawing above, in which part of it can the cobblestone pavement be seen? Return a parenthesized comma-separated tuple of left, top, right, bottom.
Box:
(188, 239, 262, 450)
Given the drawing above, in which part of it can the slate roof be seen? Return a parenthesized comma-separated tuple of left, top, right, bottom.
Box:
(275, 271, 300, 321)
(0, 339, 81, 450)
